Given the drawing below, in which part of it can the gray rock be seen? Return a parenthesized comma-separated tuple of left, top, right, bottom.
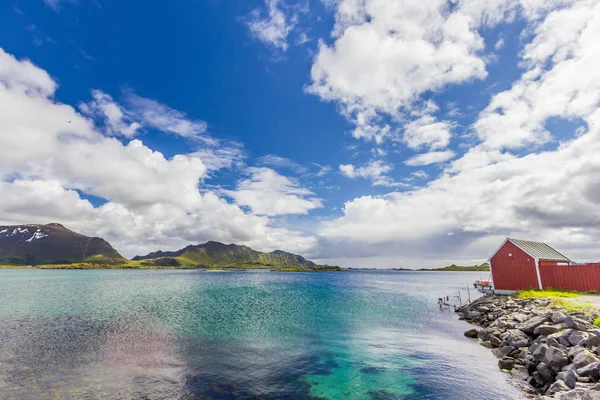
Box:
(493, 345, 515, 359)
(544, 346, 570, 372)
(566, 316, 591, 331)
(574, 350, 600, 369)
(490, 335, 502, 348)
(553, 388, 600, 400)
(557, 369, 579, 389)
(464, 328, 480, 338)
(549, 329, 574, 347)
(552, 311, 569, 324)
(535, 323, 567, 336)
(570, 331, 592, 347)
(570, 346, 587, 358)
(513, 313, 530, 323)
(510, 365, 530, 380)
(578, 361, 600, 380)
(538, 362, 557, 383)
(547, 380, 572, 395)
(467, 311, 482, 320)
(499, 357, 516, 370)
(503, 329, 531, 348)
(517, 314, 551, 333)
(478, 329, 491, 341)
(533, 343, 549, 362)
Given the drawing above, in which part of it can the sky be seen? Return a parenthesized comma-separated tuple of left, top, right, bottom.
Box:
(1, 0, 600, 268)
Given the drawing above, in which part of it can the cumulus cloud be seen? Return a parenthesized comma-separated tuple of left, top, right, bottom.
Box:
(246, 0, 297, 51)
(404, 150, 456, 166)
(339, 160, 402, 187)
(0, 47, 315, 258)
(224, 167, 323, 216)
(403, 115, 453, 151)
(314, 0, 600, 268)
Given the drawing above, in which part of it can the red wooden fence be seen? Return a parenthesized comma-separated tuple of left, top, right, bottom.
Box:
(540, 264, 600, 292)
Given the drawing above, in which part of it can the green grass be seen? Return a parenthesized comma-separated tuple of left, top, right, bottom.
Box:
(594, 316, 600, 327)
(516, 289, 581, 299)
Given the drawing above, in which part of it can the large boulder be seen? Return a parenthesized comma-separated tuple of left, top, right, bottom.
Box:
(578, 361, 600, 381)
(569, 331, 592, 347)
(517, 313, 551, 333)
(503, 329, 531, 348)
(543, 346, 570, 372)
(574, 350, 600, 370)
(537, 362, 557, 383)
(553, 388, 600, 400)
(565, 316, 591, 331)
(535, 323, 567, 336)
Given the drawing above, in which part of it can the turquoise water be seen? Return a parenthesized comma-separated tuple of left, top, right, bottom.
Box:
(0, 270, 523, 399)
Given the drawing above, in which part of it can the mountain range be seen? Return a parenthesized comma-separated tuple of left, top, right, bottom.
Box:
(0, 223, 338, 270)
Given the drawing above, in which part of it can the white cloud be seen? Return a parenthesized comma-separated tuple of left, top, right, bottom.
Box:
(404, 150, 456, 166)
(123, 90, 209, 140)
(257, 154, 307, 173)
(403, 115, 452, 150)
(339, 160, 405, 187)
(247, 0, 297, 51)
(306, 0, 517, 148)
(79, 90, 140, 137)
(224, 167, 323, 216)
(0, 47, 316, 258)
(315, 0, 600, 268)
(80, 89, 209, 140)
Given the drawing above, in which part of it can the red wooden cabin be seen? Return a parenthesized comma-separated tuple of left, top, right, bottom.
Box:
(489, 238, 571, 294)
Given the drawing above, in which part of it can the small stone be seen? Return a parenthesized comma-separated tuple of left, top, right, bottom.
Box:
(557, 370, 579, 389)
(533, 343, 549, 362)
(510, 365, 530, 380)
(499, 357, 516, 370)
(547, 380, 571, 395)
(490, 335, 502, 348)
(552, 311, 569, 324)
(464, 328, 480, 338)
(492, 345, 515, 359)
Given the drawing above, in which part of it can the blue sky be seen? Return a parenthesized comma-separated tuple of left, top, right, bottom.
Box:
(1, 0, 600, 267)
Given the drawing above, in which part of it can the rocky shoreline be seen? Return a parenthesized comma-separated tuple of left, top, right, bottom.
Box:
(457, 295, 600, 399)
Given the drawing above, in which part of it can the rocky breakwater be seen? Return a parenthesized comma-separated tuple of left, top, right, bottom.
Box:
(458, 295, 600, 399)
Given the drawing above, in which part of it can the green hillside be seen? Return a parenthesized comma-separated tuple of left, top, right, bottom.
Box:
(132, 241, 336, 270)
(425, 263, 490, 271)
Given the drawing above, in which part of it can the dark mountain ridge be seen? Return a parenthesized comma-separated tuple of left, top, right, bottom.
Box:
(0, 223, 125, 265)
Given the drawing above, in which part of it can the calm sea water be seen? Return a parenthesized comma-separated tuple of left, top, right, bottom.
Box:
(0, 270, 523, 399)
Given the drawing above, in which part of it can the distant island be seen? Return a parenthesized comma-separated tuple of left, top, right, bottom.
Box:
(0, 223, 344, 271)
(422, 263, 490, 272)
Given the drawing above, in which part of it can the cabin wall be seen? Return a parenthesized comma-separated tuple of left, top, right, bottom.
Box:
(539, 264, 600, 292)
(491, 241, 539, 291)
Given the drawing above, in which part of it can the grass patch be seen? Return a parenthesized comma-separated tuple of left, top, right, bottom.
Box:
(551, 298, 596, 313)
(516, 289, 581, 299)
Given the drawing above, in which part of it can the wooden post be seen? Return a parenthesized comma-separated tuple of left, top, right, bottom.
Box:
(466, 285, 471, 303)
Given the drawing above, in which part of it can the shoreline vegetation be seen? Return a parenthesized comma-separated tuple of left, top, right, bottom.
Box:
(458, 290, 600, 399)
